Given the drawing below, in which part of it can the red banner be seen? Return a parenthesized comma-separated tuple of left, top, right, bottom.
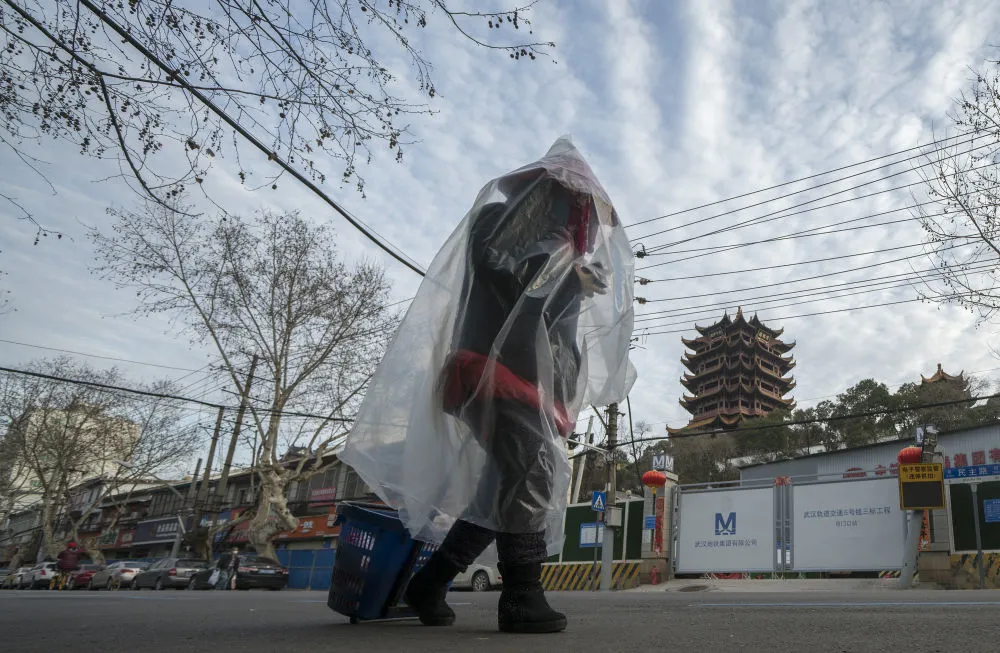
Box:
(275, 507, 340, 541)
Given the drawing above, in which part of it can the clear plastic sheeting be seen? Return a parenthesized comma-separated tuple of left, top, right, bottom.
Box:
(340, 137, 636, 556)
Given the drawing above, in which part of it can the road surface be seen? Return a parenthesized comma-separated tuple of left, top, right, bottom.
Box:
(2, 587, 997, 652)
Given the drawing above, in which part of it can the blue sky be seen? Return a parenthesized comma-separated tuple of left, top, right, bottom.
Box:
(3, 0, 1000, 448)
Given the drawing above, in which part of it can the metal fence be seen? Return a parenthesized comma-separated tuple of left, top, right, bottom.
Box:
(671, 471, 907, 575)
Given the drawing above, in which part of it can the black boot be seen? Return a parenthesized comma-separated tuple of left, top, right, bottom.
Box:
(497, 562, 567, 634)
(404, 551, 462, 626)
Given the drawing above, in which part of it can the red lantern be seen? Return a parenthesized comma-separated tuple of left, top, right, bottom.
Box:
(897, 446, 923, 464)
(642, 470, 667, 489)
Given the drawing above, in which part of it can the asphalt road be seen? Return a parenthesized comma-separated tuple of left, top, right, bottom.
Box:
(2, 587, 999, 652)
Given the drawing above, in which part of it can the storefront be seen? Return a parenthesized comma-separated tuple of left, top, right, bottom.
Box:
(98, 527, 137, 560)
(131, 516, 193, 558)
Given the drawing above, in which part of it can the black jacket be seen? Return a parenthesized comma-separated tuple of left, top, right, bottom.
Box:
(454, 179, 585, 405)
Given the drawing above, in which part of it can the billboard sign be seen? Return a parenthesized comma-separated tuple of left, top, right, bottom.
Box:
(133, 516, 190, 546)
(675, 487, 775, 573)
(309, 487, 337, 505)
(791, 477, 905, 571)
(898, 463, 945, 510)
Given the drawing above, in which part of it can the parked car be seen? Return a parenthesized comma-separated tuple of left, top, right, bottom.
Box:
(3, 567, 33, 589)
(0, 568, 9, 587)
(25, 562, 58, 589)
(67, 564, 102, 590)
(89, 560, 150, 590)
(451, 563, 501, 592)
(132, 557, 209, 590)
(189, 553, 287, 591)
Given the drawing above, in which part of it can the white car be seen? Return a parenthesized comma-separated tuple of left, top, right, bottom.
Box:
(4, 567, 33, 589)
(451, 563, 501, 592)
(24, 562, 58, 589)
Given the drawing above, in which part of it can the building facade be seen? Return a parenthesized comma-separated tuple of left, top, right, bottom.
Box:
(1, 454, 374, 570)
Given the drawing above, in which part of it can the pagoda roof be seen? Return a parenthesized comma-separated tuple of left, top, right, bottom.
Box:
(681, 356, 796, 382)
(678, 381, 796, 409)
(920, 363, 965, 385)
(692, 307, 785, 339)
(667, 412, 745, 435)
(681, 344, 796, 373)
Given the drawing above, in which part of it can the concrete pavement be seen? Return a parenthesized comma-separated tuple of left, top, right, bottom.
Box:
(2, 587, 998, 652)
(634, 577, 922, 593)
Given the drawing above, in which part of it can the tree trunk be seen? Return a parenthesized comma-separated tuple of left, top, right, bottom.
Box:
(82, 536, 105, 566)
(38, 498, 57, 561)
(247, 467, 296, 561)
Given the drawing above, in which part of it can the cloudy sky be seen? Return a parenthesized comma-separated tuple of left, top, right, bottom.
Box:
(4, 0, 1000, 457)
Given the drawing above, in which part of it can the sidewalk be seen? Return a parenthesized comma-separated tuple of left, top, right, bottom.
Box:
(627, 577, 939, 593)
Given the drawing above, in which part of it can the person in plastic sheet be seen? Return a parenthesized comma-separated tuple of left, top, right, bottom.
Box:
(342, 137, 635, 634)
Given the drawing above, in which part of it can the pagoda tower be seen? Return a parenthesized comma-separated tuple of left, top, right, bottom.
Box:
(920, 363, 964, 385)
(668, 308, 796, 435)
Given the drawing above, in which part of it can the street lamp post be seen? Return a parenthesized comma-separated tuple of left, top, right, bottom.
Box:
(114, 461, 188, 558)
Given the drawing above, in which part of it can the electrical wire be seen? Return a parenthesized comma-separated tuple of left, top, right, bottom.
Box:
(631, 135, 991, 248)
(633, 266, 985, 326)
(0, 338, 209, 372)
(626, 130, 978, 230)
(634, 262, 995, 325)
(0, 365, 355, 421)
(635, 194, 1000, 269)
(635, 292, 979, 338)
(638, 153, 997, 253)
(636, 240, 973, 304)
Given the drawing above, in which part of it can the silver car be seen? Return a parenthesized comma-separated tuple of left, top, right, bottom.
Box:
(451, 563, 501, 592)
(89, 560, 149, 590)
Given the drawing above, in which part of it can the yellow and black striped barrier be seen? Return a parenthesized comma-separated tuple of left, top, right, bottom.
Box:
(878, 570, 918, 581)
(539, 562, 641, 591)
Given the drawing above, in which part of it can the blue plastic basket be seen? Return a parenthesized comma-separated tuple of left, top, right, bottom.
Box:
(327, 503, 436, 622)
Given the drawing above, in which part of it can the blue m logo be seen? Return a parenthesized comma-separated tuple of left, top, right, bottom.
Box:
(715, 512, 736, 536)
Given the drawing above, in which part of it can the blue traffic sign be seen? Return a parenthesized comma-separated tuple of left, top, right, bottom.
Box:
(644, 515, 657, 530)
(591, 491, 606, 512)
(985, 498, 1000, 524)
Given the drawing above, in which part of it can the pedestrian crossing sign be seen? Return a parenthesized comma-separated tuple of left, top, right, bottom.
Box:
(592, 491, 606, 512)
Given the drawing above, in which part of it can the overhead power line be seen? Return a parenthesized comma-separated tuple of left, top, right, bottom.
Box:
(637, 239, 968, 284)
(633, 261, 996, 324)
(637, 151, 997, 253)
(4, 0, 426, 276)
(634, 292, 978, 338)
(0, 338, 210, 372)
(634, 278, 971, 331)
(626, 130, 977, 230)
(636, 192, 1000, 269)
(0, 365, 351, 422)
(636, 240, 973, 304)
(631, 135, 988, 246)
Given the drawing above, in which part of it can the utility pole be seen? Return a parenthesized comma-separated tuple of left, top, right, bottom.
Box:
(184, 458, 203, 508)
(601, 402, 619, 591)
(190, 408, 224, 558)
(208, 355, 259, 542)
(572, 416, 595, 503)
